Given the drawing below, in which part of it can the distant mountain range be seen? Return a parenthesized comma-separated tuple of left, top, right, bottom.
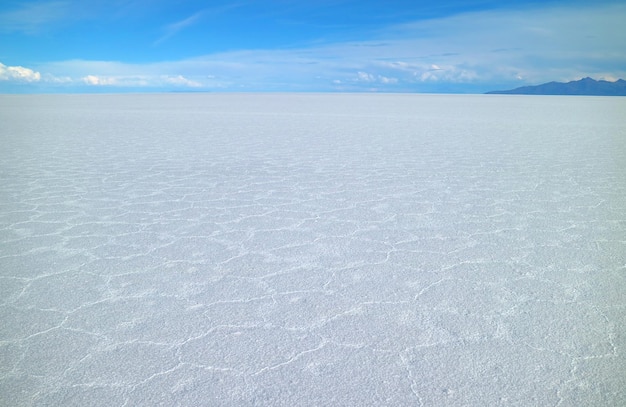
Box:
(486, 77, 626, 96)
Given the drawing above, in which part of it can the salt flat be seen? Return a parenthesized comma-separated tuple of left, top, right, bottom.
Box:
(1, 93, 625, 406)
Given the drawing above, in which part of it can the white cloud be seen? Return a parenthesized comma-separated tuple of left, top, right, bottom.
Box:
(356, 71, 375, 82)
(163, 75, 202, 87)
(374, 2, 626, 85)
(8, 2, 626, 92)
(79, 72, 206, 88)
(81, 74, 162, 87)
(380, 76, 398, 84)
(82, 75, 117, 85)
(354, 71, 398, 85)
(0, 62, 41, 82)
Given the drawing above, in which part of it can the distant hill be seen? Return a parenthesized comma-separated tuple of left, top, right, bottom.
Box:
(486, 77, 626, 96)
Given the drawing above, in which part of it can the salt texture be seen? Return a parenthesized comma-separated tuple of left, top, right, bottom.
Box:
(1, 93, 625, 406)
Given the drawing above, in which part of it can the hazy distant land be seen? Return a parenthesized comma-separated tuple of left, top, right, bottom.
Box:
(486, 77, 626, 96)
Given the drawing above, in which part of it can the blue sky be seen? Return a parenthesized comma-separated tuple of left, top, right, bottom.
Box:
(1, 0, 625, 93)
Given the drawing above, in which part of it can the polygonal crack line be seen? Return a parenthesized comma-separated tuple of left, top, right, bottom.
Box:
(398, 350, 425, 407)
(250, 338, 328, 377)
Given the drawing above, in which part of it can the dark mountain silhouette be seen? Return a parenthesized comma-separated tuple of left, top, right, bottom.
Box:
(486, 77, 626, 96)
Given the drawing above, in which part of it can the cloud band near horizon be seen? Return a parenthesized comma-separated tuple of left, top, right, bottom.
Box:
(1, 2, 625, 93)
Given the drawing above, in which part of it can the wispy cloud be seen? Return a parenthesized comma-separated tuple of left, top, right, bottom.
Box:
(81, 73, 203, 88)
(0, 1, 70, 33)
(6, 2, 626, 92)
(153, 3, 244, 46)
(0, 0, 178, 35)
(153, 10, 205, 46)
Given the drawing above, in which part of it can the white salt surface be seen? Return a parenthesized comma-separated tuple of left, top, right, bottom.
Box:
(1, 93, 625, 406)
